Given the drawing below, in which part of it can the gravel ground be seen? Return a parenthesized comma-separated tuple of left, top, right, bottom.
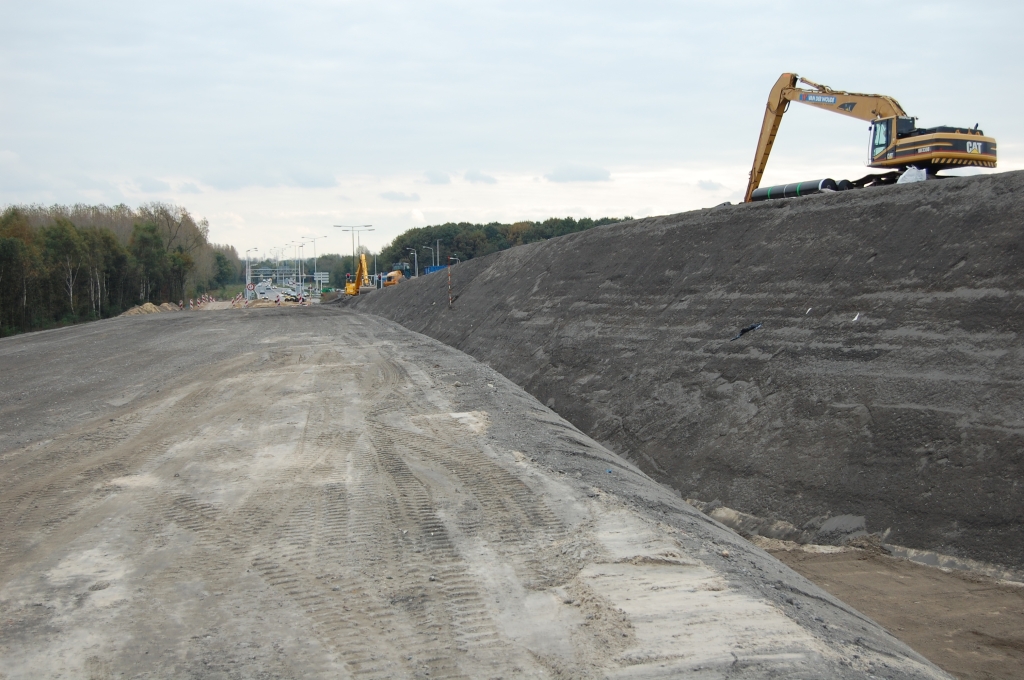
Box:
(0, 308, 947, 678)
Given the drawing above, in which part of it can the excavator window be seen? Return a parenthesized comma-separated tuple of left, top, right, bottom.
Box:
(871, 119, 891, 159)
(896, 117, 916, 137)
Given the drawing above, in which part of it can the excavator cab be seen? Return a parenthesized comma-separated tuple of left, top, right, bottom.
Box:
(869, 118, 893, 161)
(868, 118, 917, 162)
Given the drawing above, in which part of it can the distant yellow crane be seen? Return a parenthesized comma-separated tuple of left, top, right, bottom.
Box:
(745, 73, 997, 202)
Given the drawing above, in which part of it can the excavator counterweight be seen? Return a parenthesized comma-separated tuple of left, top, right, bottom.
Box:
(744, 73, 997, 202)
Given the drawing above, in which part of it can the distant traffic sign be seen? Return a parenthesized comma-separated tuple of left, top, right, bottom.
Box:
(246, 283, 255, 291)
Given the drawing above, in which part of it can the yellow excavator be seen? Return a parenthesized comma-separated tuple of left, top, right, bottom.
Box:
(744, 73, 997, 202)
(344, 254, 372, 295)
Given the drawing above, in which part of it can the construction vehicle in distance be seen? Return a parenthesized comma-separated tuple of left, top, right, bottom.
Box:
(744, 73, 997, 202)
(383, 262, 413, 288)
(344, 254, 371, 296)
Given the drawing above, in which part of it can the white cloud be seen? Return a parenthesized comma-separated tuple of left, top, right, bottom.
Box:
(136, 177, 171, 192)
(464, 170, 497, 184)
(144, 165, 750, 254)
(199, 168, 336, 191)
(545, 165, 611, 183)
(288, 170, 336, 189)
(696, 180, 726, 191)
(424, 170, 450, 184)
(380, 191, 419, 202)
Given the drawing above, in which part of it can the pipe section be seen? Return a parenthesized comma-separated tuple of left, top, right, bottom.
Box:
(750, 178, 838, 201)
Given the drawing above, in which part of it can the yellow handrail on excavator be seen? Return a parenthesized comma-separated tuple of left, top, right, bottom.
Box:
(744, 73, 996, 202)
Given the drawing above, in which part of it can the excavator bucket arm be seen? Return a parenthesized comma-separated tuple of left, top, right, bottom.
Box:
(345, 254, 368, 296)
(744, 74, 798, 203)
(359, 254, 371, 286)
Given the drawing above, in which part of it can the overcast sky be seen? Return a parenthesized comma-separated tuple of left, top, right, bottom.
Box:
(2, 0, 1021, 255)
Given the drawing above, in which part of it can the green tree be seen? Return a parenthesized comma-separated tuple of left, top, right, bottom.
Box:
(168, 247, 195, 302)
(131, 222, 168, 302)
(212, 251, 235, 289)
(330, 256, 358, 288)
(0, 237, 31, 334)
(97, 228, 131, 315)
(377, 216, 631, 271)
(0, 203, 217, 332)
(42, 218, 85, 317)
(80, 227, 125, 318)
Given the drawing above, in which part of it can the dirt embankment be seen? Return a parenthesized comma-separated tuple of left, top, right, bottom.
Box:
(0, 309, 945, 678)
(350, 170, 1024, 570)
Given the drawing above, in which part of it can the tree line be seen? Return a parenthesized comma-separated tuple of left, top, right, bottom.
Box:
(0, 203, 241, 336)
(252, 216, 632, 289)
(379, 216, 632, 274)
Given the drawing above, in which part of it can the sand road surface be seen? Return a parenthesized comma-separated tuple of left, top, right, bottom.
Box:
(0, 308, 947, 678)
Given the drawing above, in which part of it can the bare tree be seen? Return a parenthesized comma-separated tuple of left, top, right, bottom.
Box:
(142, 204, 209, 256)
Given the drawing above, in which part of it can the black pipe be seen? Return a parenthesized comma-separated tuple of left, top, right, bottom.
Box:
(750, 178, 838, 201)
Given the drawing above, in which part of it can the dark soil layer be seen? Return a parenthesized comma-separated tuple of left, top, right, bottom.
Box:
(350, 170, 1024, 569)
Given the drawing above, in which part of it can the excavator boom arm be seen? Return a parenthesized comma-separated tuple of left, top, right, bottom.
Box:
(744, 73, 797, 203)
(744, 74, 910, 202)
(784, 77, 907, 122)
(345, 254, 369, 295)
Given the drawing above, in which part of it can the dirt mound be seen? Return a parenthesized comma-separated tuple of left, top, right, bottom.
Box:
(351, 170, 1024, 569)
(119, 302, 162, 316)
(120, 302, 181, 316)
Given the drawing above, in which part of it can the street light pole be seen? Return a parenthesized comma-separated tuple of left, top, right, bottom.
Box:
(406, 247, 419, 277)
(303, 236, 327, 294)
(333, 225, 374, 281)
(245, 248, 258, 300)
(422, 245, 434, 270)
(288, 242, 302, 293)
(271, 247, 281, 283)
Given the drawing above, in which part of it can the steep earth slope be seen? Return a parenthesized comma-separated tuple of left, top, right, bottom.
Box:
(0, 309, 944, 678)
(350, 170, 1024, 569)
